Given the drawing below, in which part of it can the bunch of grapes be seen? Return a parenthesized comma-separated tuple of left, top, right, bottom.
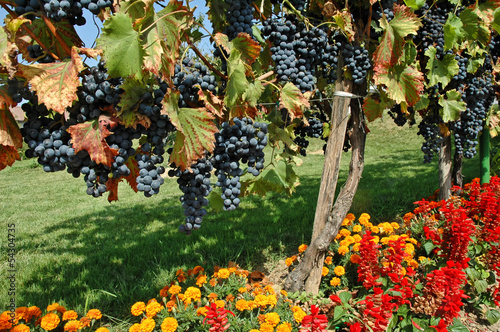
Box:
(415, 3, 450, 55)
(223, 0, 255, 40)
(417, 108, 443, 163)
(342, 44, 371, 85)
(293, 112, 326, 156)
(27, 44, 55, 63)
(388, 105, 415, 127)
(173, 58, 218, 108)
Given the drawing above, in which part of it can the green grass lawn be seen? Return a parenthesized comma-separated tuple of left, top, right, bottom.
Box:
(0, 115, 481, 319)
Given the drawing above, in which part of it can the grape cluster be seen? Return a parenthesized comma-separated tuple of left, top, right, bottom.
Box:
(173, 58, 217, 108)
(388, 105, 415, 127)
(320, 36, 342, 83)
(27, 44, 55, 63)
(14, 0, 112, 25)
(417, 108, 443, 163)
(342, 44, 371, 85)
(170, 157, 213, 234)
(224, 0, 255, 40)
(212, 117, 268, 211)
(293, 112, 325, 156)
(372, 0, 396, 22)
(415, 3, 449, 55)
(135, 143, 166, 197)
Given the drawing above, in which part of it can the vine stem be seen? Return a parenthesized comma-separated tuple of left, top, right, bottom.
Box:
(42, 15, 72, 57)
(257, 70, 274, 81)
(184, 33, 228, 81)
(0, 3, 61, 60)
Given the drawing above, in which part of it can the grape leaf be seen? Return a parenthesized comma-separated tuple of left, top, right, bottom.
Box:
(240, 177, 280, 197)
(403, 0, 425, 9)
(494, 8, 500, 34)
(0, 26, 9, 68)
(18, 47, 83, 114)
(0, 106, 22, 149)
(28, 19, 83, 60)
(425, 47, 459, 89)
(231, 103, 260, 120)
(261, 160, 300, 196)
(163, 91, 217, 170)
(207, 0, 230, 32)
(97, 12, 145, 80)
(0, 144, 20, 171)
(243, 80, 264, 106)
(438, 90, 466, 122)
(443, 13, 464, 51)
(106, 178, 120, 202)
(268, 123, 299, 151)
(123, 157, 140, 192)
(198, 89, 225, 119)
(413, 93, 429, 111)
(459, 9, 479, 40)
(363, 96, 387, 122)
(333, 10, 355, 42)
(213, 32, 230, 53)
(225, 49, 249, 109)
(116, 77, 148, 127)
(230, 33, 261, 66)
(280, 82, 310, 121)
(66, 117, 119, 167)
(373, 64, 423, 106)
(207, 190, 225, 212)
(0, 85, 15, 110)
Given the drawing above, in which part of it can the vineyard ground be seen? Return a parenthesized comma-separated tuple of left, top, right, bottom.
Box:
(0, 114, 481, 322)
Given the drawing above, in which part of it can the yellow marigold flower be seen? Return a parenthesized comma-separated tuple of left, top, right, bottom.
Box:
(238, 287, 248, 293)
(371, 236, 380, 244)
(246, 301, 258, 310)
(280, 290, 288, 297)
(264, 312, 280, 327)
(184, 287, 202, 302)
(168, 285, 182, 295)
(334, 266, 345, 276)
(254, 295, 268, 308)
(345, 236, 356, 245)
(197, 307, 208, 316)
(380, 237, 390, 245)
(370, 226, 379, 234)
(63, 320, 81, 332)
(129, 323, 142, 332)
(418, 256, 428, 262)
(208, 293, 218, 302)
(235, 299, 248, 311)
(352, 225, 362, 233)
(292, 307, 306, 324)
(360, 213, 370, 220)
(389, 234, 400, 242)
(405, 243, 415, 255)
(250, 330, 260, 332)
(339, 239, 349, 247)
(298, 244, 308, 253)
(338, 246, 349, 255)
(159, 286, 169, 297)
(218, 268, 230, 279)
(196, 274, 207, 287)
(341, 218, 351, 226)
(276, 322, 292, 332)
(350, 254, 361, 264)
(400, 267, 407, 277)
(86, 309, 102, 320)
(324, 256, 333, 265)
(145, 301, 162, 318)
(352, 243, 361, 252)
(141, 318, 155, 332)
(335, 233, 342, 240)
(215, 300, 225, 308)
(131, 302, 146, 316)
(12, 323, 30, 332)
(95, 328, 109, 332)
(46, 303, 60, 312)
(408, 238, 418, 245)
(40, 313, 60, 331)
(339, 229, 351, 237)
(259, 322, 274, 332)
(322, 266, 329, 276)
(365, 222, 373, 228)
(330, 277, 340, 287)
(409, 259, 419, 269)
(62, 310, 78, 321)
(266, 294, 277, 307)
(382, 223, 394, 234)
(160, 317, 178, 332)
(391, 222, 400, 229)
(353, 234, 362, 243)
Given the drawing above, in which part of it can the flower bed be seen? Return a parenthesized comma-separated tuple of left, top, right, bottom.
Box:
(2, 177, 499, 332)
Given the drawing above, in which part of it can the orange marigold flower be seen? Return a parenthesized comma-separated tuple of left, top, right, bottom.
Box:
(330, 277, 341, 286)
(63, 320, 81, 332)
(196, 307, 208, 316)
(403, 212, 414, 224)
(192, 266, 204, 274)
(27, 306, 42, 321)
(345, 236, 356, 245)
(350, 254, 361, 264)
(235, 299, 247, 311)
(352, 225, 362, 233)
(267, 294, 278, 307)
(280, 290, 288, 297)
(254, 295, 268, 308)
(409, 259, 419, 269)
(218, 268, 230, 279)
(159, 286, 169, 297)
(177, 273, 187, 283)
(285, 256, 296, 266)
(0, 311, 13, 330)
(298, 244, 308, 253)
(371, 236, 380, 244)
(141, 318, 155, 332)
(62, 310, 78, 321)
(184, 287, 202, 302)
(209, 278, 217, 287)
(208, 292, 218, 302)
(168, 285, 182, 295)
(341, 218, 351, 226)
(160, 317, 178, 332)
(145, 301, 162, 318)
(380, 237, 390, 245)
(46, 303, 60, 312)
(40, 313, 60, 331)
(353, 234, 362, 243)
(129, 323, 142, 332)
(338, 246, 349, 255)
(79, 317, 91, 328)
(165, 301, 176, 312)
(370, 226, 379, 234)
(11, 323, 30, 332)
(95, 328, 110, 332)
(352, 243, 361, 251)
(196, 274, 207, 287)
(131, 302, 146, 316)
(226, 294, 235, 302)
(322, 267, 329, 277)
(292, 307, 306, 324)
(264, 285, 275, 294)
(324, 256, 333, 265)
(259, 322, 274, 332)
(250, 330, 260, 332)
(15, 307, 29, 321)
(347, 213, 356, 221)
(238, 287, 247, 293)
(215, 300, 225, 308)
(335, 233, 342, 240)
(276, 322, 292, 332)
(334, 266, 345, 276)
(55, 306, 66, 315)
(339, 229, 351, 237)
(405, 243, 415, 255)
(86, 309, 102, 320)
(264, 312, 280, 327)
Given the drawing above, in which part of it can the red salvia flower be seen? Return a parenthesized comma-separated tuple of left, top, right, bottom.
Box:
(357, 231, 382, 289)
(202, 303, 235, 332)
(299, 305, 328, 332)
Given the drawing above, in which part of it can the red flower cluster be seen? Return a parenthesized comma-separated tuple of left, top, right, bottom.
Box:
(299, 305, 328, 332)
(357, 287, 397, 332)
(202, 303, 235, 332)
(357, 231, 382, 289)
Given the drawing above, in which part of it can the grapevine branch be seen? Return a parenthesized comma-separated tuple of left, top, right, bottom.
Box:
(184, 34, 228, 81)
(41, 15, 72, 57)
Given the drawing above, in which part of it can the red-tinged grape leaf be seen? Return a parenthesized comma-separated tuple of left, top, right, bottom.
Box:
(164, 96, 217, 170)
(66, 118, 119, 167)
(0, 106, 22, 148)
(198, 89, 225, 118)
(97, 12, 145, 80)
(438, 90, 466, 123)
(225, 49, 249, 109)
(106, 178, 120, 202)
(373, 64, 423, 107)
(213, 32, 230, 53)
(424, 47, 459, 89)
(0, 144, 20, 171)
(230, 33, 261, 66)
(0, 85, 15, 109)
(363, 96, 387, 122)
(231, 103, 260, 120)
(78, 48, 102, 59)
(123, 157, 139, 192)
(142, 0, 193, 81)
(333, 10, 355, 42)
(390, 5, 422, 37)
(279, 82, 310, 121)
(207, 0, 230, 32)
(18, 47, 83, 114)
(27, 19, 82, 60)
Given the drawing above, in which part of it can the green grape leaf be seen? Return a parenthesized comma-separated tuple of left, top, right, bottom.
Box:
(494, 8, 500, 34)
(443, 13, 464, 51)
(97, 12, 145, 80)
(486, 309, 500, 325)
(413, 93, 429, 111)
(252, 26, 266, 44)
(261, 160, 300, 196)
(207, 190, 225, 212)
(403, 0, 425, 10)
(164, 92, 217, 170)
(66, 116, 119, 167)
(0, 26, 8, 68)
(268, 123, 299, 151)
(225, 49, 249, 109)
(18, 47, 84, 114)
(373, 64, 423, 106)
(279, 82, 310, 121)
(243, 80, 264, 106)
(438, 90, 466, 122)
(0, 144, 20, 171)
(390, 4, 422, 37)
(207, 0, 230, 32)
(425, 47, 459, 89)
(230, 33, 261, 66)
(198, 89, 225, 119)
(0, 106, 22, 149)
(459, 8, 479, 40)
(240, 177, 281, 197)
(363, 96, 387, 122)
(116, 78, 149, 127)
(28, 19, 83, 60)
